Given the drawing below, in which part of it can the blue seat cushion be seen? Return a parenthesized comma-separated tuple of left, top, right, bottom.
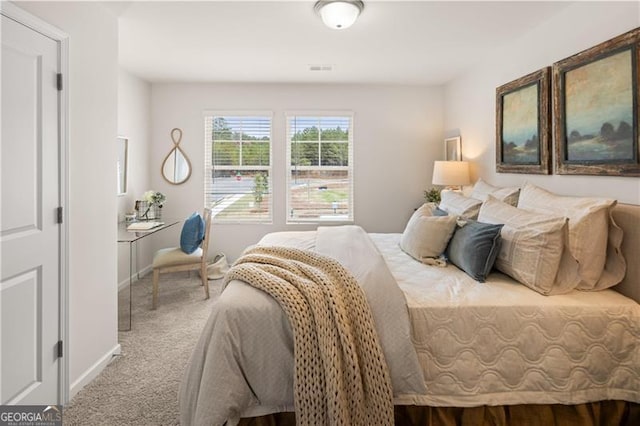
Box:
(446, 219, 503, 282)
(180, 212, 205, 254)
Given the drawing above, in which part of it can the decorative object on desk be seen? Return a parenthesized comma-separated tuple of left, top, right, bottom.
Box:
(553, 28, 639, 176)
(496, 67, 551, 174)
(432, 160, 470, 191)
(152, 205, 162, 221)
(162, 128, 192, 185)
(125, 212, 136, 223)
(117, 136, 129, 195)
(444, 136, 461, 161)
(423, 188, 441, 203)
(140, 190, 167, 220)
(127, 221, 164, 231)
(144, 190, 167, 206)
(135, 200, 148, 220)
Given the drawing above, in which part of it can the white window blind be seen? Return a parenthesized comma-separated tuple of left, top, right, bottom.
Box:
(286, 113, 354, 223)
(204, 113, 272, 223)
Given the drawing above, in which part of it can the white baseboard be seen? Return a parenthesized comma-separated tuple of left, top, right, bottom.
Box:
(69, 343, 122, 400)
(117, 264, 152, 291)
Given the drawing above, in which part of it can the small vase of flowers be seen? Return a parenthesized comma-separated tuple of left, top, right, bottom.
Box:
(140, 190, 166, 220)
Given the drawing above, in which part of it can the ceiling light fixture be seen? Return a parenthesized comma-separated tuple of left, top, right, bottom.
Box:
(314, 1, 364, 30)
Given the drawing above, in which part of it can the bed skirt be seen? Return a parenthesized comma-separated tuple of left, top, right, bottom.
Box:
(238, 401, 639, 426)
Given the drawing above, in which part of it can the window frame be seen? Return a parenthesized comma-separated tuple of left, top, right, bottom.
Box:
(285, 111, 355, 224)
(204, 110, 273, 224)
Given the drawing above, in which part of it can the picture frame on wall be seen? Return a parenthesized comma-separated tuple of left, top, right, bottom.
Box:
(495, 67, 551, 174)
(553, 28, 639, 176)
(444, 136, 461, 161)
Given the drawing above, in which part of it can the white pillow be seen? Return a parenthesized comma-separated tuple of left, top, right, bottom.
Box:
(517, 182, 625, 290)
(439, 190, 482, 219)
(400, 203, 457, 263)
(478, 196, 580, 295)
(471, 178, 520, 206)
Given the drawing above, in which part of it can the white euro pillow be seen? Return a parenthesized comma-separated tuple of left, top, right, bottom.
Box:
(471, 178, 520, 206)
(439, 190, 482, 219)
(517, 182, 625, 291)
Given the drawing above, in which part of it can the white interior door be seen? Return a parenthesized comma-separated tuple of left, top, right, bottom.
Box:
(1, 14, 61, 405)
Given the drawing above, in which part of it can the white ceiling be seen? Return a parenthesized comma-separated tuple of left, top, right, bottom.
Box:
(116, 1, 571, 85)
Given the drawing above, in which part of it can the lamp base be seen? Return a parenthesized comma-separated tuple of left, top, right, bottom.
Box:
(442, 186, 463, 193)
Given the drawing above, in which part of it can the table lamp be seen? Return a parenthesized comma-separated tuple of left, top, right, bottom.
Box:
(432, 161, 470, 191)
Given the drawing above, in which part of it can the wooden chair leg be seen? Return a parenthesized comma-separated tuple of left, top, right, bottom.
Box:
(201, 263, 210, 300)
(152, 268, 160, 309)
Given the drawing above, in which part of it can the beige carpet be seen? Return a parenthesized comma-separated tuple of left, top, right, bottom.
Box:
(63, 272, 222, 425)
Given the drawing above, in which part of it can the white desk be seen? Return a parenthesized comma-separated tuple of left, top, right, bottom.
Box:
(117, 219, 180, 331)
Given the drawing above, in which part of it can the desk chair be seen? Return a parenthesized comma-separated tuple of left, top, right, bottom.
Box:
(151, 208, 212, 309)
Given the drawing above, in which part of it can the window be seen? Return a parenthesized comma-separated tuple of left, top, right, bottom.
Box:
(204, 113, 272, 222)
(286, 113, 354, 223)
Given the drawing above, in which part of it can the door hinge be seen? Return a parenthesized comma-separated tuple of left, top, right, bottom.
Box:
(56, 206, 63, 224)
(57, 340, 63, 358)
(56, 73, 63, 91)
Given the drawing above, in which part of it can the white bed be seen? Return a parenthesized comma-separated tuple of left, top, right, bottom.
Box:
(179, 203, 640, 425)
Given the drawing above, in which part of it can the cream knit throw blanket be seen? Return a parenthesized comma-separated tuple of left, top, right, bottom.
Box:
(224, 245, 394, 425)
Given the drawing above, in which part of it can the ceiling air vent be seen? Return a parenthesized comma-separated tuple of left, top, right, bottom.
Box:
(309, 64, 333, 72)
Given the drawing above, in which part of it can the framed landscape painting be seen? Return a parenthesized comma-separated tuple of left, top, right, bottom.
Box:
(553, 28, 640, 176)
(495, 67, 551, 174)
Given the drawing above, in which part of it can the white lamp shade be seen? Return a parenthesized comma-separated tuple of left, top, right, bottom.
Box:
(319, 1, 362, 29)
(432, 161, 471, 186)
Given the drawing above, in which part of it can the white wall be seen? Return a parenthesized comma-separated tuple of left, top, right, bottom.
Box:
(150, 83, 443, 261)
(444, 1, 640, 205)
(117, 70, 153, 286)
(14, 1, 119, 398)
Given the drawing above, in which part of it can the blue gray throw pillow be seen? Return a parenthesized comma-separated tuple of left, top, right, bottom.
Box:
(180, 212, 205, 254)
(446, 220, 503, 282)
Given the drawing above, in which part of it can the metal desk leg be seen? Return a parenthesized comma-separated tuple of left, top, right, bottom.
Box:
(118, 240, 133, 332)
